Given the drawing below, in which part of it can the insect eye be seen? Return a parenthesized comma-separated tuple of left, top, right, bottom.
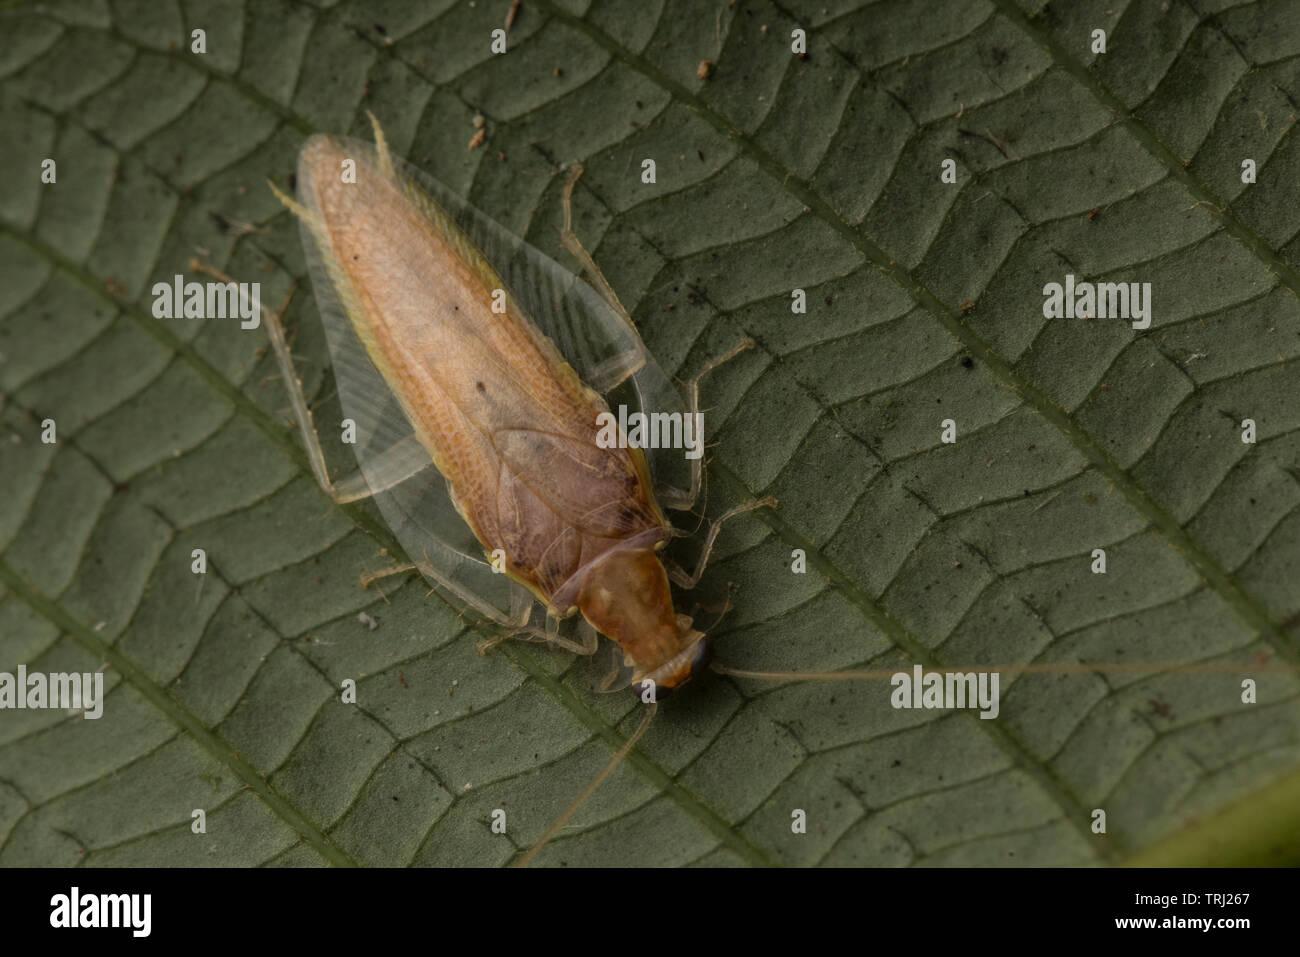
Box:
(688, 636, 714, 678)
(630, 638, 712, 700)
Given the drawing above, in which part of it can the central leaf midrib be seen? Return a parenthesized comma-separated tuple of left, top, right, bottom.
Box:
(0, 559, 360, 867)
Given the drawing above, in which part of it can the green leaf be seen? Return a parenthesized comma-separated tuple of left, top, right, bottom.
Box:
(2, 0, 1300, 867)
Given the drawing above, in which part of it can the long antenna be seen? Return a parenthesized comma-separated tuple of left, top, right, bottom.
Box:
(712, 658, 1297, 681)
(514, 701, 658, 867)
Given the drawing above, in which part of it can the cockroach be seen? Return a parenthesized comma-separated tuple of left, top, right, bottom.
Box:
(210, 114, 773, 862)
(270, 112, 771, 694)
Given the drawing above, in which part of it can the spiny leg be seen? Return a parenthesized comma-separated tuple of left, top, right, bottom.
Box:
(560, 168, 758, 504)
(360, 563, 418, 590)
(557, 165, 648, 394)
(543, 613, 601, 656)
(559, 167, 754, 503)
(477, 583, 544, 655)
(561, 165, 632, 324)
(478, 600, 600, 660)
(361, 548, 544, 648)
(191, 261, 427, 504)
(428, 562, 538, 635)
(657, 336, 757, 512)
(665, 496, 777, 589)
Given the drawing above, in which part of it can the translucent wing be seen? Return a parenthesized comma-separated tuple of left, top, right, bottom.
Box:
(292, 127, 690, 660)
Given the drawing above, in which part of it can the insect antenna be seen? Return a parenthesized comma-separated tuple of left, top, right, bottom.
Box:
(514, 701, 658, 867)
(712, 663, 899, 682)
(712, 659, 1300, 682)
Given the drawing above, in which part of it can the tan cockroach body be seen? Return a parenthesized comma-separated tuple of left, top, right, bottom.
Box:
(268, 115, 756, 696)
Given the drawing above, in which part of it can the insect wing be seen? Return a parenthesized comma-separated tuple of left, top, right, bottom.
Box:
(292, 133, 689, 649)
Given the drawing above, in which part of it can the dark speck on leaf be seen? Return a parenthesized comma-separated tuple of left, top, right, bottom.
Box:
(961, 356, 974, 369)
(476, 381, 486, 393)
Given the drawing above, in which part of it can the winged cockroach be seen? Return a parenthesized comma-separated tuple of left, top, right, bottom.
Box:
(206, 113, 775, 861)
(272, 113, 777, 690)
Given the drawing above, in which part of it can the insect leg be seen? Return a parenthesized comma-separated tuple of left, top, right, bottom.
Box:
(359, 557, 528, 643)
(657, 337, 756, 511)
(475, 587, 537, 655)
(560, 166, 631, 325)
(192, 260, 429, 504)
(665, 496, 777, 589)
(406, 555, 546, 639)
(556, 165, 651, 395)
(507, 582, 535, 627)
(359, 563, 418, 589)
(541, 613, 601, 656)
